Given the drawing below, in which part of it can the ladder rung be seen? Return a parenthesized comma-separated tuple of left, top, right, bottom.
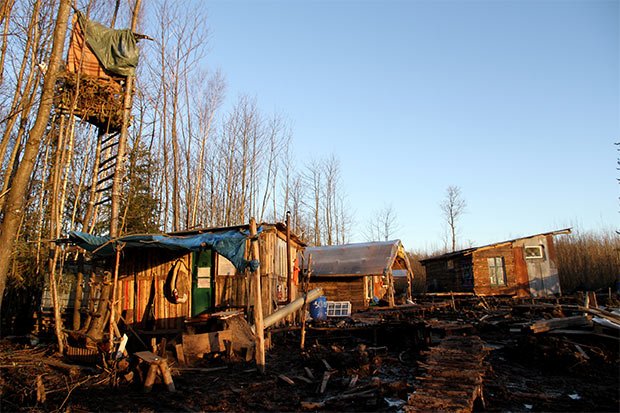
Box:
(100, 131, 120, 146)
(99, 155, 118, 168)
(96, 184, 113, 193)
(95, 197, 111, 206)
(101, 140, 119, 152)
(99, 162, 116, 175)
(96, 174, 115, 186)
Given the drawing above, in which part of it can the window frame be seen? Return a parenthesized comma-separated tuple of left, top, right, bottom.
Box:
(524, 245, 544, 260)
(487, 256, 506, 286)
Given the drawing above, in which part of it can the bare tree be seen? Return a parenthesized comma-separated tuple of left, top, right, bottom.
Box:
(365, 204, 399, 242)
(440, 185, 467, 252)
(0, 0, 72, 309)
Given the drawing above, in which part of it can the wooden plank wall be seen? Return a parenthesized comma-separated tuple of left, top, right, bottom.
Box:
(308, 277, 367, 311)
(472, 244, 518, 296)
(424, 257, 473, 293)
(215, 229, 302, 318)
(117, 250, 191, 330)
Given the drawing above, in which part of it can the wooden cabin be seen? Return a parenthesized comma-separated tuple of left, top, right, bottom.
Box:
(304, 240, 414, 312)
(67, 223, 304, 332)
(420, 229, 571, 297)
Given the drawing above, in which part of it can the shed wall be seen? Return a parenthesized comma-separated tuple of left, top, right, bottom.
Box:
(308, 277, 367, 311)
(472, 244, 518, 295)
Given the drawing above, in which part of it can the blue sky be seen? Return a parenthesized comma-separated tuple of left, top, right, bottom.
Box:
(203, 0, 619, 251)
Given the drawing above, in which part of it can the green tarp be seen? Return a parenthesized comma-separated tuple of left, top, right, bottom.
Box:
(77, 11, 138, 77)
(67, 230, 260, 272)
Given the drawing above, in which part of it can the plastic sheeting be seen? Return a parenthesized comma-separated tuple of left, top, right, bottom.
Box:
(67, 230, 258, 271)
(76, 11, 138, 77)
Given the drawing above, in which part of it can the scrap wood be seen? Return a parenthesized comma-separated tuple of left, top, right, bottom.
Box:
(528, 315, 592, 333)
(301, 389, 378, 410)
(295, 375, 314, 384)
(319, 371, 332, 394)
(173, 366, 228, 373)
(407, 336, 488, 413)
(321, 358, 333, 371)
(278, 374, 295, 385)
(304, 366, 315, 379)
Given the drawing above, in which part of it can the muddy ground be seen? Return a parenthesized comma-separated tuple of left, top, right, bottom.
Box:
(1, 302, 618, 412)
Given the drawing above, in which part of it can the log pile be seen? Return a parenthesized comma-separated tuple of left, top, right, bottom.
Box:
(405, 335, 488, 413)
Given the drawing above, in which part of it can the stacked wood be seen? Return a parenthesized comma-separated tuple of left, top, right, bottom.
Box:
(528, 315, 592, 334)
(406, 336, 488, 413)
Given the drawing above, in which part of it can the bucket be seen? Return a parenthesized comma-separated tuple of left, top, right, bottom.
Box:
(309, 296, 327, 320)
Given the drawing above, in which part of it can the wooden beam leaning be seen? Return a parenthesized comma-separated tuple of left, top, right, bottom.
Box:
(249, 218, 266, 373)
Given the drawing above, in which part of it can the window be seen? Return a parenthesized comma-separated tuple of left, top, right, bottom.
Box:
(488, 257, 506, 286)
(524, 246, 544, 259)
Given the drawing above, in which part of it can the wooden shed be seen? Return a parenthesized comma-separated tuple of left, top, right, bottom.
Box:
(420, 229, 571, 297)
(67, 223, 305, 332)
(304, 240, 414, 312)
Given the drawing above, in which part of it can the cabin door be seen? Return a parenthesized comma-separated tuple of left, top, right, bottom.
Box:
(192, 250, 214, 316)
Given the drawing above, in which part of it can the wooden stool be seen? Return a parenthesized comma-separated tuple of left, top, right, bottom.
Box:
(135, 351, 175, 392)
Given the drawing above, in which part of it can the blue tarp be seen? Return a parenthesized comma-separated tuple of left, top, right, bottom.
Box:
(68, 229, 259, 271)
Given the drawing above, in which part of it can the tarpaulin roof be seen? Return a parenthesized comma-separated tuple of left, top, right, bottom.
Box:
(67, 229, 258, 271)
(76, 11, 138, 77)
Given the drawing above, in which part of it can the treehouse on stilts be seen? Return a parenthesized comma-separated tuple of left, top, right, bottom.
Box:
(47, 6, 144, 358)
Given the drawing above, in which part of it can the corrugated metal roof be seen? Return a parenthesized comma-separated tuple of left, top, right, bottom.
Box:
(419, 228, 572, 264)
(304, 240, 402, 277)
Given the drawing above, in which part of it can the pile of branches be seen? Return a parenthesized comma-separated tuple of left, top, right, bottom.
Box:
(54, 71, 125, 131)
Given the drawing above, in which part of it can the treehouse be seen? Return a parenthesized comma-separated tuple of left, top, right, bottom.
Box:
(54, 11, 140, 132)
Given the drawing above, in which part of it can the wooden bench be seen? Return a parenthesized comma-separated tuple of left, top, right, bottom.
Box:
(134, 351, 175, 392)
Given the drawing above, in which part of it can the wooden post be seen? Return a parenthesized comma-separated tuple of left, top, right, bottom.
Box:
(300, 254, 312, 350)
(387, 269, 395, 307)
(285, 211, 292, 303)
(249, 218, 265, 373)
(108, 243, 123, 355)
(72, 272, 83, 330)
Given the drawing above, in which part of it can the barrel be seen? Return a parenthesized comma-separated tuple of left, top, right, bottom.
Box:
(309, 296, 327, 320)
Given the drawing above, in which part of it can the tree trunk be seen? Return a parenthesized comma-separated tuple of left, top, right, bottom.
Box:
(110, 0, 141, 237)
(0, 0, 72, 309)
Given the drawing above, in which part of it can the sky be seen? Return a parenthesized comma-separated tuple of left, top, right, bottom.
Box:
(202, 0, 619, 251)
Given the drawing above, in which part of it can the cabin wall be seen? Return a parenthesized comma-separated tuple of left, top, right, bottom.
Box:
(117, 250, 191, 330)
(472, 244, 518, 295)
(424, 256, 473, 293)
(308, 277, 367, 311)
(214, 228, 302, 318)
(513, 235, 561, 297)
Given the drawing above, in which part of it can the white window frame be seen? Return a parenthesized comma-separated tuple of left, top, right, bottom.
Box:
(524, 246, 544, 260)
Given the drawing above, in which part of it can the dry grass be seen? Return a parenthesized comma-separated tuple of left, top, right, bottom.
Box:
(556, 229, 620, 293)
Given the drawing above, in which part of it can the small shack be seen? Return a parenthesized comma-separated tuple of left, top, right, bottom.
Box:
(420, 229, 571, 297)
(304, 240, 414, 312)
(66, 223, 305, 333)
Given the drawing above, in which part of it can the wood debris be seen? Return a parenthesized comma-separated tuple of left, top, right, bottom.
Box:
(406, 336, 488, 413)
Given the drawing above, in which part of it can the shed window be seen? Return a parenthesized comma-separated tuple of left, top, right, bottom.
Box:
(524, 246, 544, 259)
(488, 257, 506, 286)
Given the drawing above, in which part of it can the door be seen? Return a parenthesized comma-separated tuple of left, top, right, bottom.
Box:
(192, 250, 214, 316)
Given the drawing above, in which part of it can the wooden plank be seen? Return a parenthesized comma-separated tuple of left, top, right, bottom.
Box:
(135, 351, 163, 364)
(182, 329, 233, 357)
